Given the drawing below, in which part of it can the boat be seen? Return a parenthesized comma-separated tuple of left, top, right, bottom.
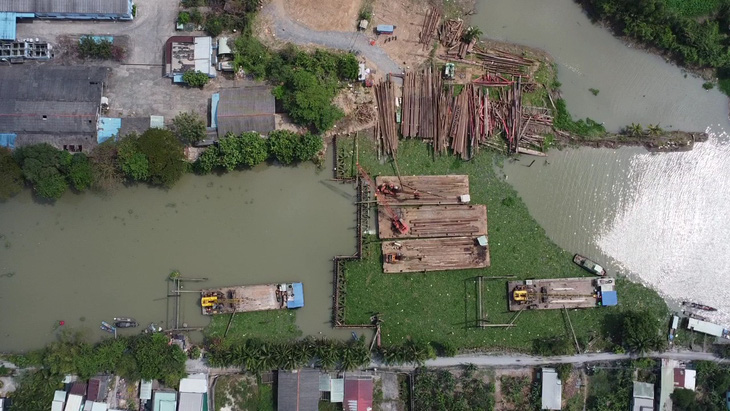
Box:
(100, 321, 116, 333)
(572, 254, 606, 276)
(682, 301, 717, 311)
(113, 317, 137, 323)
(114, 320, 138, 328)
(100, 325, 114, 333)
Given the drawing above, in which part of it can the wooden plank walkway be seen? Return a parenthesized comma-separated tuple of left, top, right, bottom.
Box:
(374, 175, 470, 206)
(382, 237, 490, 273)
(378, 204, 487, 239)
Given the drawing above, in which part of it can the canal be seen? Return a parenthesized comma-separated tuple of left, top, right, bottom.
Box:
(477, 0, 730, 322)
(0, 154, 357, 352)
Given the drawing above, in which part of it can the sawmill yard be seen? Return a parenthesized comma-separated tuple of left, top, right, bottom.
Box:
(338, 136, 669, 351)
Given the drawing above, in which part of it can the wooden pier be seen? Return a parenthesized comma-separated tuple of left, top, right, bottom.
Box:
(507, 278, 599, 311)
(382, 237, 490, 273)
(378, 204, 487, 239)
(374, 175, 470, 206)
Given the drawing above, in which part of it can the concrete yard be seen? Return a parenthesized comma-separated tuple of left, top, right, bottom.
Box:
(382, 237, 490, 273)
(375, 175, 471, 206)
(507, 278, 600, 311)
(378, 204, 487, 239)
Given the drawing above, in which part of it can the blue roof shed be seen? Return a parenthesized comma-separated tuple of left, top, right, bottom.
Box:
(287, 282, 304, 308)
(376, 24, 394, 33)
(0, 133, 16, 149)
(601, 290, 618, 306)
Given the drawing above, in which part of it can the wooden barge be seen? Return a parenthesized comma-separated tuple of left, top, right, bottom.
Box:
(378, 204, 488, 239)
(507, 277, 617, 311)
(374, 175, 470, 206)
(200, 283, 304, 315)
(382, 237, 490, 273)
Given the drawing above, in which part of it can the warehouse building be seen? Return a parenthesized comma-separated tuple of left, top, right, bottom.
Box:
(0, 0, 134, 40)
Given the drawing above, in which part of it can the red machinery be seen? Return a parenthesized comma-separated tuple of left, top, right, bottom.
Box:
(356, 163, 410, 235)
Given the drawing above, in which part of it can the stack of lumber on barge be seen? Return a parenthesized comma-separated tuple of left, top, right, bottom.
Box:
(375, 175, 470, 205)
(382, 237, 490, 273)
(378, 204, 488, 239)
(200, 283, 304, 315)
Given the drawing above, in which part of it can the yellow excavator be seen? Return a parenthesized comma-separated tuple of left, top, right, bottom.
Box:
(201, 296, 245, 307)
(512, 285, 596, 304)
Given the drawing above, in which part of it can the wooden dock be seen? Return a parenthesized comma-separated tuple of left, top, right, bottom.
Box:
(200, 283, 304, 315)
(374, 175, 470, 206)
(378, 204, 487, 239)
(382, 237, 490, 273)
(507, 278, 599, 311)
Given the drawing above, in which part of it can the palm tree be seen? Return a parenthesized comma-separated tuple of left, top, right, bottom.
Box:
(315, 339, 339, 370)
(625, 123, 644, 137)
(647, 124, 663, 135)
(462, 26, 483, 43)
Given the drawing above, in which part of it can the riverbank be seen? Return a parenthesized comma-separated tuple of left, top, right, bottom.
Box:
(337, 135, 669, 352)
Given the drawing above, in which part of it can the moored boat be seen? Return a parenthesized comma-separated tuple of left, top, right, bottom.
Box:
(113, 317, 137, 323)
(100, 321, 116, 333)
(572, 254, 607, 276)
(682, 301, 717, 312)
(114, 320, 138, 328)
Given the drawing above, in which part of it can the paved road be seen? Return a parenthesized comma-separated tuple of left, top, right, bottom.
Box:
(261, 0, 402, 75)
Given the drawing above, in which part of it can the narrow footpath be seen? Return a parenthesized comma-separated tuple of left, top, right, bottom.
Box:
(261, 0, 403, 75)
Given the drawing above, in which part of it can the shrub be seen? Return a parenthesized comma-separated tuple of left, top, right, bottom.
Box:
(177, 11, 190, 25)
(78, 36, 113, 60)
(182, 70, 209, 88)
(0, 147, 24, 201)
(267, 130, 300, 165)
(13, 143, 72, 200)
(171, 112, 206, 145)
(703, 81, 715, 90)
(68, 153, 93, 191)
(205, 16, 223, 37)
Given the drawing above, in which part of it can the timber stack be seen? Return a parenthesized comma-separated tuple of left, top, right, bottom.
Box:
(374, 79, 399, 155)
(419, 7, 442, 50)
(439, 18, 464, 48)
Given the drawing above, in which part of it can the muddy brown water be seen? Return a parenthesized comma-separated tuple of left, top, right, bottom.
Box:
(476, 0, 730, 323)
(0, 154, 359, 352)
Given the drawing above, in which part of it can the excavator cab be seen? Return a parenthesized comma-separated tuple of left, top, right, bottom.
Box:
(385, 253, 404, 263)
(201, 296, 218, 307)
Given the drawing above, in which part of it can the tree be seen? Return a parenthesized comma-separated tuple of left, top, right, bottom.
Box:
(671, 388, 698, 411)
(621, 310, 665, 353)
(68, 153, 93, 191)
(337, 54, 359, 81)
(296, 133, 323, 162)
(194, 145, 221, 174)
(136, 129, 186, 187)
(233, 35, 272, 79)
(237, 132, 269, 167)
(172, 112, 207, 145)
(267, 130, 300, 165)
(273, 70, 343, 132)
(462, 26, 483, 43)
(90, 141, 123, 191)
(13, 143, 72, 200)
(647, 124, 664, 135)
(182, 70, 210, 88)
(0, 147, 24, 201)
(625, 123, 644, 137)
(118, 134, 150, 182)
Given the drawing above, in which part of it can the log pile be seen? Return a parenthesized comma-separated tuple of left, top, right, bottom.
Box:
(439, 19, 464, 48)
(419, 8, 442, 50)
(354, 103, 375, 124)
(468, 47, 534, 77)
(374, 80, 399, 155)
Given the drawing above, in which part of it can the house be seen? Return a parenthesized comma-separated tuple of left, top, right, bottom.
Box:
(52, 390, 67, 411)
(674, 368, 696, 391)
(214, 86, 276, 137)
(139, 380, 153, 402)
(0, 0, 133, 40)
(344, 376, 373, 411)
(540, 368, 562, 410)
(164, 36, 216, 83)
(319, 374, 344, 403)
(152, 391, 177, 411)
(277, 369, 320, 411)
(178, 374, 208, 411)
(687, 318, 728, 338)
(0, 65, 110, 152)
(64, 394, 84, 411)
(632, 381, 655, 411)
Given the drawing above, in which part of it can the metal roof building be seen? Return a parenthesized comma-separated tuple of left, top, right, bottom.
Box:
(277, 369, 320, 411)
(164, 36, 216, 81)
(0, 65, 109, 152)
(632, 381, 655, 411)
(674, 368, 696, 391)
(152, 391, 177, 411)
(541, 368, 562, 410)
(215, 86, 275, 137)
(344, 377, 373, 411)
(687, 318, 725, 338)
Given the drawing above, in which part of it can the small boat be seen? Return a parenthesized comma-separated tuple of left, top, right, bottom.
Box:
(113, 317, 137, 323)
(101, 321, 116, 333)
(114, 320, 138, 328)
(100, 325, 114, 333)
(351, 332, 358, 341)
(682, 301, 717, 312)
(573, 254, 606, 276)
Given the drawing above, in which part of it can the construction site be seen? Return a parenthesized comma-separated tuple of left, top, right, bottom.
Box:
(507, 277, 618, 311)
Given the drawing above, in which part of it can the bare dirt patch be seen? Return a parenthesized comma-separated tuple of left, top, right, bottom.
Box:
(371, 0, 432, 70)
(283, 0, 361, 31)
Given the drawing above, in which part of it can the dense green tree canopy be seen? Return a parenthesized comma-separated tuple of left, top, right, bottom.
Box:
(118, 130, 186, 187)
(273, 70, 343, 132)
(68, 153, 93, 191)
(0, 147, 24, 201)
(13, 143, 71, 200)
(620, 310, 665, 353)
(182, 70, 210, 87)
(172, 112, 207, 145)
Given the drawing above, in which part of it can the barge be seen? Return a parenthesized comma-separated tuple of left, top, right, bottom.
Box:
(200, 283, 304, 315)
(507, 277, 617, 311)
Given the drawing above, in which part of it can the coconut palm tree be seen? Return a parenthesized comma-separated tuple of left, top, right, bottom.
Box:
(647, 124, 663, 135)
(462, 27, 483, 43)
(315, 339, 339, 370)
(625, 123, 644, 137)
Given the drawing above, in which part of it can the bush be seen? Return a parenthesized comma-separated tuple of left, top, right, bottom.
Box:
(267, 130, 300, 165)
(218, 132, 269, 170)
(182, 70, 210, 88)
(172, 112, 207, 145)
(703, 81, 715, 90)
(78, 36, 113, 60)
(553, 99, 606, 137)
(177, 11, 190, 25)
(205, 16, 224, 37)
(90, 141, 122, 191)
(13, 143, 72, 200)
(118, 130, 186, 187)
(68, 153, 93, 191)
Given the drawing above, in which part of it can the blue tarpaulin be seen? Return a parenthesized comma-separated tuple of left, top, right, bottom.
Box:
(376, 24, 394, 33)
(97, 117, 121, 144)
(0, 133, 17, 149)
(0, 12, 18, 40)
(601, 291, 618, 306)
(173, 74, 184, 83)
(287, 283, 304, 309)
(211, 93, 220, 129)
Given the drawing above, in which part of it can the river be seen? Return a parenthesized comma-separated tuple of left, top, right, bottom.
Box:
(476, 0, 730, 323)
(0, 154, 356, 352)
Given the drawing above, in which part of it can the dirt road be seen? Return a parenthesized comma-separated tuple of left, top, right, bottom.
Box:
(261, 0, 402, 75)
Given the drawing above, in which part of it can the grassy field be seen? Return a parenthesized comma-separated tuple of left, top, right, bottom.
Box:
(339, 136, 668, 351)
(204, 310, 301, 343)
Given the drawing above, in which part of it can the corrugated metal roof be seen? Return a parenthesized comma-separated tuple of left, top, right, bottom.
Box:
(217, 37, 231, 55)
(149, 116, 164, 129)
(330, 379, 344, 403)
(541, 368, 562, 410)
(90, 402, 108, 411)
(52, 402, 65, 411)
(64, 394, 84, 411)
(139, 380, 153, 400)
(633, 381, 654, 399)
(288, 282, 304, 308)
(344, 378, 373, 411)
(0, 12, 17, 40)
(180, 374, 208, 393)
(216, 86, 275, 137)
(153, 391, 177, 411)
(54, 391, 68, 402)
(178, 392, 203, 411)
(0, 0, 130, 15)
(277, 369, 320, 411)
(687, 318, 724, 337)
(319, 374, 331, 392)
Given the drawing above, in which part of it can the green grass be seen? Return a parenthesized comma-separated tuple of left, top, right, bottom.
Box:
(204, 310, 302, 343)
(214, 375, 275, 411)
(522, 62, 553, 107)
(340, 137, 667, 351)
(665, 0, 723, 17)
